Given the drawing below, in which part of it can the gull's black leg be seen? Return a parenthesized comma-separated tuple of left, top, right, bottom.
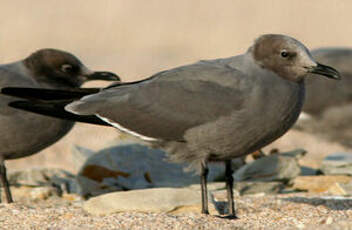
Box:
(0, 160, 13, 203)
(225, 160, 237, 219)
(200, 161, 209, 215)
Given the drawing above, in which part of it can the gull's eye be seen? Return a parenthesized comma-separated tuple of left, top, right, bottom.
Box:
(61, 64, 73, 73)
(280, 50, 289, 58)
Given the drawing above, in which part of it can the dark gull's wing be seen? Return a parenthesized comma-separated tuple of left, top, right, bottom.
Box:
(1, 87, 101, 101)
(9, 100, 111, 126)
(67, 62, 251, 141)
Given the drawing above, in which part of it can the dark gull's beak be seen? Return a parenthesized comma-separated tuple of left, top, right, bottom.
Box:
(81, 66, 120, 81)
(86, 71, 120, 81)
(306, 63, 341, 80)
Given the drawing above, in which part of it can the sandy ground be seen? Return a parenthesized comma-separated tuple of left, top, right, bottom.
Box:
(0, 193, 351, 230)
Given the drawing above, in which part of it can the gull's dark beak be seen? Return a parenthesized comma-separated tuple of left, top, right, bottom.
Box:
(307, 63, 341, 80)
(86, 71, 120, 81)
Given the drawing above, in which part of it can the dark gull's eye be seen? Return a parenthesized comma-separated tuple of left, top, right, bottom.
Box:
(281, 51, 289, 58)
(61, 64, 73, 73)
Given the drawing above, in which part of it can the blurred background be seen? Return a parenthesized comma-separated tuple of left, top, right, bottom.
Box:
(1, 0, 351, 172)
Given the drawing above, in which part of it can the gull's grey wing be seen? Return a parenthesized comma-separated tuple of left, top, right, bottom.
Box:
(67, 61, 252, 141)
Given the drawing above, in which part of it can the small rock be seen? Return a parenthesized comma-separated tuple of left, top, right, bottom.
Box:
(292, 175, 352, 193)
(30, 186, 59, 200)
(76, 143, 224, 197)
(1, 185, 59, 201)
(83, 187, 217, 215)
(233, 149, 304, 182)
(8, 168, 77, 193)
(321, 152, 352, 175)
(62, 193, 82, 202)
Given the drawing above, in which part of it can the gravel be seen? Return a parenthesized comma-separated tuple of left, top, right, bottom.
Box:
(0, 193, 351, 230)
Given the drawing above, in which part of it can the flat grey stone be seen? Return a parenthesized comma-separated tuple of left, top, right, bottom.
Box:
(83, 187, 217, 215)
(321, 152, 352, 175)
